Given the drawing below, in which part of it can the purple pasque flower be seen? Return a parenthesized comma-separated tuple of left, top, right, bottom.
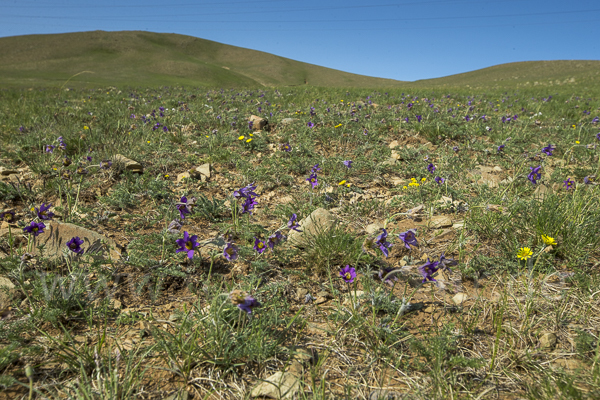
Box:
(281, 143, 292, 152)
(541, 144, 555, 156)
(66, 236, 84, 255)
(375, 228, 393, 257)
(63, 157, 72, 167)
(528, 165, 542, 185)
(57, 136, 66, 150)
(596, 132, 600, 141)
(35, 203, 54, 220)
(343, 160, 353, 168)
(398, 229, 418, 250)
(175, 231, 199, 259)
(23, 221, 46, 237)
(307, 121, 315, 128)
(584, 175, 596, 185)
(253, 237, 267, 254)
(427, 163, 436, 174)
(223, 242, 238, 261)
(418, 258, 440, 283)
(310, 164, 321, 173)
(267, 231, 285, 250)
(378, 266, 399, 286)
(306, 172, 318, 189)
(416, 115, 422, 122)
(100, 160, 112, 169)
(176, 196, 192, 219)
(339, 265, 357, 283)
(563, 178, 575, 190)
(167, 219, 182, 234)
(230, 290, 261, 315)
(0, 210, 16, 223)
(241, 196, 258, 214)
(497, 144, 505, 153)
(453, 146, 459, 153)
(233, 183, 258, 200)
(287, 213, 302, 232)
(439, 252, 457, 270)
(45, 144, 56, 153)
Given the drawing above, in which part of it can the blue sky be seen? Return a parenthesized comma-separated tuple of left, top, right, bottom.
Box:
(1, 0, 598, 81)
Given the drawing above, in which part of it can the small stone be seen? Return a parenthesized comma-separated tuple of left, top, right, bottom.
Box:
(0, 276, 16, 312)
(314, 296, 329, 305)
(250, 371, 300, 399)
(426, 215, 453, 229)
(249, 115, 268, 131)
(280, 118, 296, 125)
(381, 157, 398, 166)
(296, 288, 308, 302)
(176, 171, 191, 183)
(0, 167, 18, 176)
(452, 293, 468, 305)
(540, 332, 557, 350)
(112, 299, 122, 310)
(342, 291, 365, 307)
(195, 163, 211, 180)
(113, 154, 143, 173)
(369, 389, 402, 400)
(388, 140, 400, 149)
(365, 223, 384, 235)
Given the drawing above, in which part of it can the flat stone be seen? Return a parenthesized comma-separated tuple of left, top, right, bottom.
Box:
(421, 215, 452, 229)
(113, 154, 143, 173)
(176, 171, 191, 183)
(250, 371, 300, 399)
(296, 288, 308, 302)
(280, 118, 296, 125)
(249, 115, 268, 131)
(540, 332, 557, 350)
(388, 140, 400, 149)
(366, 223, 384, 235)
(369, 389, 403, 400)
(342, 291, 365, 307)
(29, 221, 121, 261)
(381, 157, 398, 166)
(288, 208, 337, 247)
(314, 296, 329, 305)
(195, 163, 211, 179)
(453, 293, 468, 305)
(0, 276, 16, 312)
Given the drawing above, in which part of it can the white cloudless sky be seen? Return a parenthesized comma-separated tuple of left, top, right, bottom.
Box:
(1, 0, 598, 81)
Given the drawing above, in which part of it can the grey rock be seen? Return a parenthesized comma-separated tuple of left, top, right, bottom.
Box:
(250, 371, 300, 399)
(287, 208, 337, 247)
(0, 276, 16, 312)
(113, 154, 143, 174)
(540, 332, 557, 350)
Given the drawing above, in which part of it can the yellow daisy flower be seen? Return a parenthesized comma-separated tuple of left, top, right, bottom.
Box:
(541, 235, 557, 246)
(517, 247, 533, 260)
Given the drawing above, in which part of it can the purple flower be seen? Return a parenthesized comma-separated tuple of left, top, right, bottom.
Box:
(167, 219, 182, 234)
(375, 228, 393, 257)
(439, 252, 457, 271)
(35, 203, 54, 220)
(307, 121, 315, 128)
(541, 144, 555, 156)
(66, 236, 84, 255)
(76, 165, 89, 175)
(497, 144, 505, 153)
(339, 265, 357, 283)
(63, 157, 72, 167)
(86, 156, 92, 162)
(464, 115, 470, 122)
(177, 196, 192, 219)
(287, 213, 302, 232)
(434, 176, 445, 185)
(267, 231, 285, 250)
(563, 178, 575, 190)
(0, 210, 16, 223)
(416, 115, 422, 122)
(596, 132, 600, 141)
(343, 160, 353, 169)
(162, 126, 168, 132)
(45, 145, 56, 153)
(281, 143, 292, 152)
(398, 229, 418, 250)
(58, 136, 66, 150)
(418, 258, 440, 283)
(23, 221, 46, 237)
(223, 242, 238, 261)
(253, 237, 267, 254)
(100, 160, 112, 169)
(175, 231, 199, 259)
(592, 117, 599, 124)
(230, 291, 261, 315)
(427, 163, 436, 174)
(528, 165, 542, 185)
(306, 172, 318, 189)
(241, 196, 258, 214)
(233, 183, 258, 200)
(378, 266, 399, 286)
(453, 146, 459, 153)
(311, 164, 321, 173)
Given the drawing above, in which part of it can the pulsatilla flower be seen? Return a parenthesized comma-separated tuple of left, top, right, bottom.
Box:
(241, 196, 258, 214)
(563, 178, 575, 190)
(516, 247, 533, 260)
(497, 144, 505, 153)
(541, 144, 555, 156)
(375, 228, 392, 257)
(339, 265, 357, 283)
(307, 121, 315, 128)
(584, 175, 596, 185)
(35, 203, 54, 220)
(223, 242, 238, 261)
(233, 183, 258, 200)
(287, 213, 302, 232)
(45, 145, 56, 153)
(379, 266, 399, 286)
(427, 163, 436, 174)
(343, 160, 353, 168)
(63, 157, 72, 167)
(306, 172, 318, 189)
(267, 231, 285, 250)
(176, 196, 192, 219)
(281, 143, 292, 152)
(418, 258, 440, 283)
(541, 235, 557, 246)
(76, 165, 89, 175)
(434, 176, 445, 185)
(23, 221, 46, 237)
(0, 210, 16, 223)
(100, 160, 112, 169)
(66, 236, 84, 255)
(310, 164, 321, 173)
(229, 290, 261, 315)
(167, 219, 182, 234)
(398, 229, 418, 250)
(528, 165, 541, 185)
(176, 231, 199, 259)
(439, 252, 457, 270)
(253, 237, 267, 254)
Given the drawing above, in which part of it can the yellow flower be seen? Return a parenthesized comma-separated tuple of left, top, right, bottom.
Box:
(334, 123, 342, 128)
(340, 100, 344, 102)
(516, 247, 533, 260)
(147, 140, 151, 144)
(83, 126, 89, 130)
(164, 174, 169, 178)
(238, 136, 245, 140)
(411, 177, 417, 183)
(346, 183, 351, 188)
(402, 186, 408, 190)
(572, 125, 576, 129)
(421, 177, 426, 182)
(246, 138, 252, 143)
(575, 140, 580, 144)
(205, 135, 209, 138)
(541, 235, 557, 246)
(338, 180, 346, 185)
(249, 133, 254, 137)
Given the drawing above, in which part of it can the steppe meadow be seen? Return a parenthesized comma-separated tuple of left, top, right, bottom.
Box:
(1, 84, 599, 399)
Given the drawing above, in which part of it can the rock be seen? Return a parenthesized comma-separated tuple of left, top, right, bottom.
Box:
(0, 167, 18, 176)
(381, 157, 398, 166)
(195, 163, 211, 180)
(390, 150, 401, 160)
(452, 221, 465, 229)
(365, 223, 384, 235)
(249, 115, 268, 131)
(289, 346, 317, 364)
(552, 358, 581, 370)
(176, 171, 191, 183)
(369, 389, 403, 400)
(452, 293, 468, 305)
(342, 291, 365, 307)
(540, 332, 557, 350)
(113, 154, 143, 174)
(29, 221, 121, 261)
(388, 140, 400, 149)
(420, 215, 452, 229)
(533, 184, 552, 200)
(164, 390, 189, 400)
(250, 371, 300, 399)
(288, 208, 337, 247)
(0, 276, 16, 312)
(476, 165, 502, 188)
(280, 118, 296, 125)
(315, 296, 329, 305)
(296, 288, 308, 302)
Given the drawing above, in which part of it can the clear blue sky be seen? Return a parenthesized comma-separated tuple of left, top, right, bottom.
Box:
(1, 0, 598, 81)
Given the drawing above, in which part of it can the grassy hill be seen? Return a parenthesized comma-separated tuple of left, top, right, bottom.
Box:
(0, 30, 598, 89)
(0, 30, 406, 88)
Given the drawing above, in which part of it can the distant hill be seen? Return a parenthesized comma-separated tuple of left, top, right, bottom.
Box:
(0, 31, 598, 89)
(0, 30, 406, 88)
